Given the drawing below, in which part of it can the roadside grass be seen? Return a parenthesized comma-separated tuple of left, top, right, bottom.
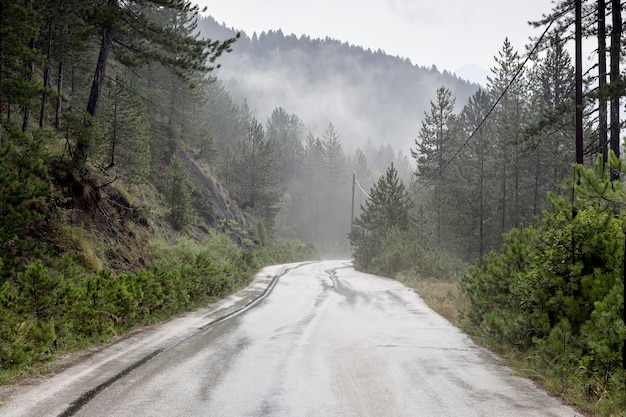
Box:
(395, 272, 467, 325)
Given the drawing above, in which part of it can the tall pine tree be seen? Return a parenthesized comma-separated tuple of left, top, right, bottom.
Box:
(411, 86, 457, 248)
(349, 164, 412, 271)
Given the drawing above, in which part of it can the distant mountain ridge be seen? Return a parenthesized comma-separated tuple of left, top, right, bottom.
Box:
(198, 16, 479, 154)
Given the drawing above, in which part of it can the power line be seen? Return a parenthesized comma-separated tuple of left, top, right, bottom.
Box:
(406, 15, 558, 200)
(354, 177, 370, 199)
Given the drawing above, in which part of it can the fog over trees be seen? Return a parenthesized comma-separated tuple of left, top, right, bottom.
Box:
(197, 6, 625, 411)
(193, 13, 591, 260)
(0, 0, 624, 413)
(197, 16, 480, 156)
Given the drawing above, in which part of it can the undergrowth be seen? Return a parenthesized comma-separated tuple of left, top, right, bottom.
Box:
(0, 234, 317, 385)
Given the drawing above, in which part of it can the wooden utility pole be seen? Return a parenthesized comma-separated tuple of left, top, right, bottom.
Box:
(350, 173, 355, 237)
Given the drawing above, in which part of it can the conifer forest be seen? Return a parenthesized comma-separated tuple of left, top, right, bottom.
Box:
(0, 0, 624, 415)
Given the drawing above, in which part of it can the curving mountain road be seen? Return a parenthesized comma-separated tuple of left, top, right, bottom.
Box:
(1, 260, 582, 417)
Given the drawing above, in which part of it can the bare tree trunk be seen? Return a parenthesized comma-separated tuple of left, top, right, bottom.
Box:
(598, 0, 608, 166)
(574, 0, 584, 166)
(39, 20, 53, 128)
(609, 0, 621, 180)
(75, 0, 116, 170)
(55, 60, 63, 129)
(22, 37, 35, 132)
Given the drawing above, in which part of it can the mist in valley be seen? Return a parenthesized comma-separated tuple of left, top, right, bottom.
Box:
(196, 16, 481, 256)
(200, 18, 479, 157)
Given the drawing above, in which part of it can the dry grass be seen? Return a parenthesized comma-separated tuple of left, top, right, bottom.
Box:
(397, 273, 467, 325)
(57, 227, 104, 272)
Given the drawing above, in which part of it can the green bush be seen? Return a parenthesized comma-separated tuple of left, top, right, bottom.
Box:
(369, 227, 423, 277)
(0, 228, 318, 381)
(459, 169, 626, 414)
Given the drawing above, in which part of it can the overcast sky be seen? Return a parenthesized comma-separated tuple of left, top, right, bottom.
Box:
(196, 0, 552, 76)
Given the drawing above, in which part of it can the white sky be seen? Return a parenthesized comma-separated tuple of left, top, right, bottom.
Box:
(195, 0, 552, 74)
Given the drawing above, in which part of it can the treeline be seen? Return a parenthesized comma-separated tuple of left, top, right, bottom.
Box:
(412, 38, 578, 262)
(351, 36, 579, 270)
(203, 79, 414, 253)
(197, 15, 479, 158)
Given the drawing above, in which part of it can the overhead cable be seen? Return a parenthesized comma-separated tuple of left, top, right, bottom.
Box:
(354, 177, 371, 199)
(406, 13, 561, 199)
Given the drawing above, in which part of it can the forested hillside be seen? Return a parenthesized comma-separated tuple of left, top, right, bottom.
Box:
(1, 0, 624, 414)
(0, 0, 316, 382)
(198, 16, 479, 156)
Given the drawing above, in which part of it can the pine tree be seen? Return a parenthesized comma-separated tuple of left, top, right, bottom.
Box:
(322, 122, 351, 248)
(526, 36, 575, 214)
(164, 153, 194, 230)
(16, 261, 59, 321)
(0, 0, 45, 130)
(294, 133, 326, 243)
(456, 88, 498, 260)
(0, 127, 49, 264)
(94, 74, 151, 181)
(350, 148, 373, 219)
(265, 107, 304, 237)
(487, 39, 531, 232)
(349, 164, 412, 271)
(411, 86, 457, 248)
(234, 117, 282, 232)
(73, 0, 238, 171)
(265, 107, 304, 185)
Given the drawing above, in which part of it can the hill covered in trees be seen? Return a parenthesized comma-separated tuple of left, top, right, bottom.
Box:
(197, 15, 480, 155)
(1, 1, 624, 415)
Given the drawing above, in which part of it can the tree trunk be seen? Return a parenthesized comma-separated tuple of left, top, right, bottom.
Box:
(22, 37, 35, 132)
(574, 0, 584, 166)
(500, 160, 507, 234)
(109, 88, 118, 168)
(39, 19, 53, 129)
(533, 151, 540, 217)
(609, 0, 621, 180)
(75, 0, 116, 170)
(598, 0, 608, 166)
(86, 1, 115, 117)
(55, 60, 63, 129)
(612, 0, 625, 385)
(479, 138, 485, 263)
(54, 0, 65, 129)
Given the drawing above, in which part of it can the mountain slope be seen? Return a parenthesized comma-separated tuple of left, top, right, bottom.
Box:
(198, 16, 479, 154)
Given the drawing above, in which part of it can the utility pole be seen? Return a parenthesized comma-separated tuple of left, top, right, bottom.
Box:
(351, 173, 355, 237)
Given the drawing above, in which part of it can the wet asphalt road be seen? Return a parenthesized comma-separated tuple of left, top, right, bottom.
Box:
(1, 260, 582, 417)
